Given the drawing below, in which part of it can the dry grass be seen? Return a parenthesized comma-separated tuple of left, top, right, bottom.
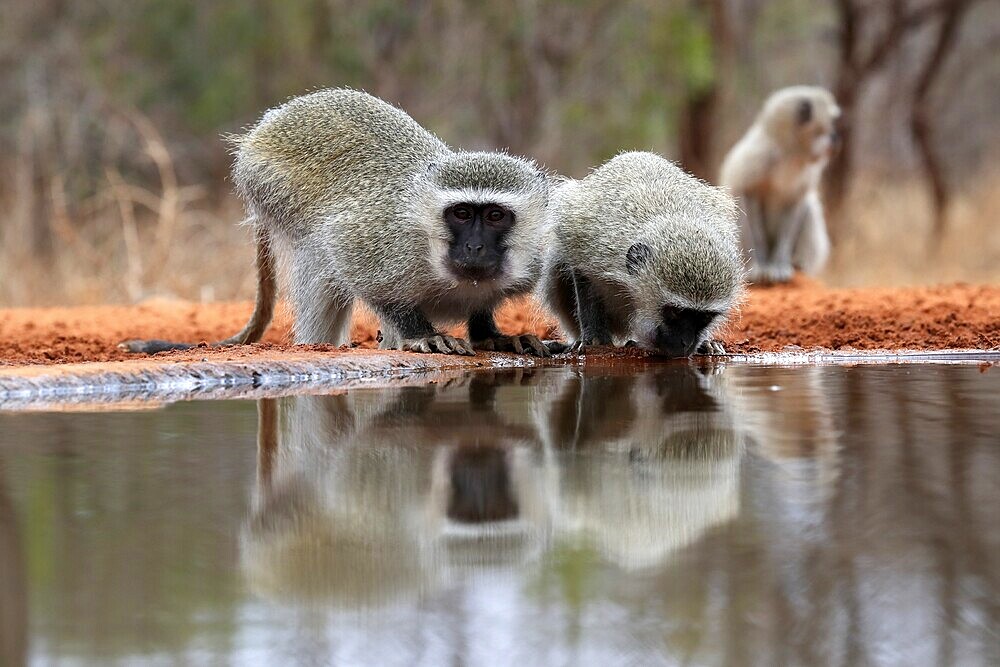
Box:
(1, 167, 998, 309)
(825, 168, 1000, 287)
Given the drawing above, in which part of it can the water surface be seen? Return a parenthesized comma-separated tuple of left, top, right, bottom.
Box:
(1, 363, 998, 666)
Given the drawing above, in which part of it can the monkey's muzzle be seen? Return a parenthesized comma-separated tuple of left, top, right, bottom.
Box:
(450, 260, 502, 283)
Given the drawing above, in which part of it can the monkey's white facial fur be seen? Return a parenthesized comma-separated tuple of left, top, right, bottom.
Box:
(762, 86, 841, 161)
(412, 151, 550, 292)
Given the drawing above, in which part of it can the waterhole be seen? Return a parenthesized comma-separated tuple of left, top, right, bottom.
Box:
(0, 363, 997, 666)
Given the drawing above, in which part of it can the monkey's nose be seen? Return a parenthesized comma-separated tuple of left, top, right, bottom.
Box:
(465, 242, 484, 257)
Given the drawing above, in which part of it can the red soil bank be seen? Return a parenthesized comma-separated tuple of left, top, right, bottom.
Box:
(1, 278, 997, 366)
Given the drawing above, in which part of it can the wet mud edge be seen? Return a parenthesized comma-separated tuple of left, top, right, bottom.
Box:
(1, 347, 998, 411)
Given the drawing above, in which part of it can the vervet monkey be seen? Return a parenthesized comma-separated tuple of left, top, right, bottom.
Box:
(123, 88, 551, 356)
(719, 86, 840, 284)
(539, 152, 744, 357)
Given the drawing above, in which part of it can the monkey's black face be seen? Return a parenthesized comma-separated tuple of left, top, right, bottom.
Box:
(444, 203, 514, 281)
(446, 445, 518, 523)
(652, 305, 719, 358)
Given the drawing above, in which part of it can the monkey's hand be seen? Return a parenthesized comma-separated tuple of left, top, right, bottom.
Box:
(542, 340, 575, 354)
(473, 334, 550, 357)
(545, 336, 618, 355)
(397, 334, 475, 356)
(697, 340, 726, 355)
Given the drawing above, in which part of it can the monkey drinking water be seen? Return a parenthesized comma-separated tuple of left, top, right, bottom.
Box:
(539, 152, 744, 358)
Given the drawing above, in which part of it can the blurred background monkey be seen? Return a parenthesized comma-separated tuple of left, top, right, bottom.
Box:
(720, 86, 840, 284)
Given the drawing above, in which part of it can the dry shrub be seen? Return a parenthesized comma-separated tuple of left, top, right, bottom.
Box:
(3, 162, 1000, 309)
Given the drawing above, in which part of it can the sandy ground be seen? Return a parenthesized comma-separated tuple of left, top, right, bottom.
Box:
(1, 277, 998, 367)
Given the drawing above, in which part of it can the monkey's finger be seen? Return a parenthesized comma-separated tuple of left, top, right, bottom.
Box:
(509, 336, 524, 355)
(699, 340, 726, 355)
(405, 338, 432, 354)
(523, 335, 550, 357)
(477, 339, 496, 351)
(458, 338, 476, 356)
(444, 335, 474, 356)
(428, 335, 453, 354)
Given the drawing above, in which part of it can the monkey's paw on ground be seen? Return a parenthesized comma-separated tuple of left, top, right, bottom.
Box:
(473, 334, 550, 357)
(750, 264, 794, 285)
(697, 340, 726, 355)
(396, 334, 476, 356)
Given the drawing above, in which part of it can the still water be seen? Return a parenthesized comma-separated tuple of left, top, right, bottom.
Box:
(0, 363, 998, 667)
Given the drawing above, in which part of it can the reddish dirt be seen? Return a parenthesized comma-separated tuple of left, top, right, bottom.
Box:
(1, 278, 997, 366)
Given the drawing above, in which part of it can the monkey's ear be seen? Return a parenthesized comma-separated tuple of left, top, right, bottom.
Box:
(626, 242, 653, 275)
(797, 99, 813, 125)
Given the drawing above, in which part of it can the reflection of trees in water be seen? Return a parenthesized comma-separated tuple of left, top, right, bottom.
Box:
(653, 364, 1000, 666)
(0, 454, 27, 667)
(0, 406, 255, 660)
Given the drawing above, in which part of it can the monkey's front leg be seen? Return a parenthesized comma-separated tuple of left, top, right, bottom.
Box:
(570, 272, 615, 349)
(766, 202, 808, 284)
(375, 303, 475, 355)
(468, 311, 550, 357)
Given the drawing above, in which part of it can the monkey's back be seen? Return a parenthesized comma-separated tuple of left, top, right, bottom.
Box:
(547, 152, 743, 316)
(231, 88, 449, 236)
(555, 153, 737, 275)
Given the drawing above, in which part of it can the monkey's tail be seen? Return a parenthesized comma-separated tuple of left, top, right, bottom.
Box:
(118, 226, 277, 354)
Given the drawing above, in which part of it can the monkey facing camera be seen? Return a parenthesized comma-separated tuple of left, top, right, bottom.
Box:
(539, 151, 744, 358)
(720, 86, 841, 285)
(120, 88, 551, 357)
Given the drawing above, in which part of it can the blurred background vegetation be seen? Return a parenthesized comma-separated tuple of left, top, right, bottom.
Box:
(0, 0, 998, 306)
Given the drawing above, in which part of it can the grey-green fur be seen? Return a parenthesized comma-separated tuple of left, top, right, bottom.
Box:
(539, 151, 745, 352)
(210, 89, 549, 351)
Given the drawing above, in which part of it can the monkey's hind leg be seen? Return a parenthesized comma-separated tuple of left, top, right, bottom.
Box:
(284, 242, 355, 345)
(791, 192, 830, 275)
(374, 303, 475, 356)
(291, 292, 354, 345)
(468, 310, 550, 357)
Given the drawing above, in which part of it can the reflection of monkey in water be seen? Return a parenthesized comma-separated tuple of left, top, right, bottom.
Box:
(535, 364, 744, 569)
(446, 446, 519, 524)
(242, 372, 559, 606)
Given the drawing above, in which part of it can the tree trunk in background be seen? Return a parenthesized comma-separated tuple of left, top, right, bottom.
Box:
(677, 0, 734, 182)
(828, 0, 944, 226)
(911, 0, 976, 242)
(678, 87, 717, 181)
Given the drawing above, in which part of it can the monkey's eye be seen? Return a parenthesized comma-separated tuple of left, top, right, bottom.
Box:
(452, 206, 473, 221)
(484, 207, 508, 224)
